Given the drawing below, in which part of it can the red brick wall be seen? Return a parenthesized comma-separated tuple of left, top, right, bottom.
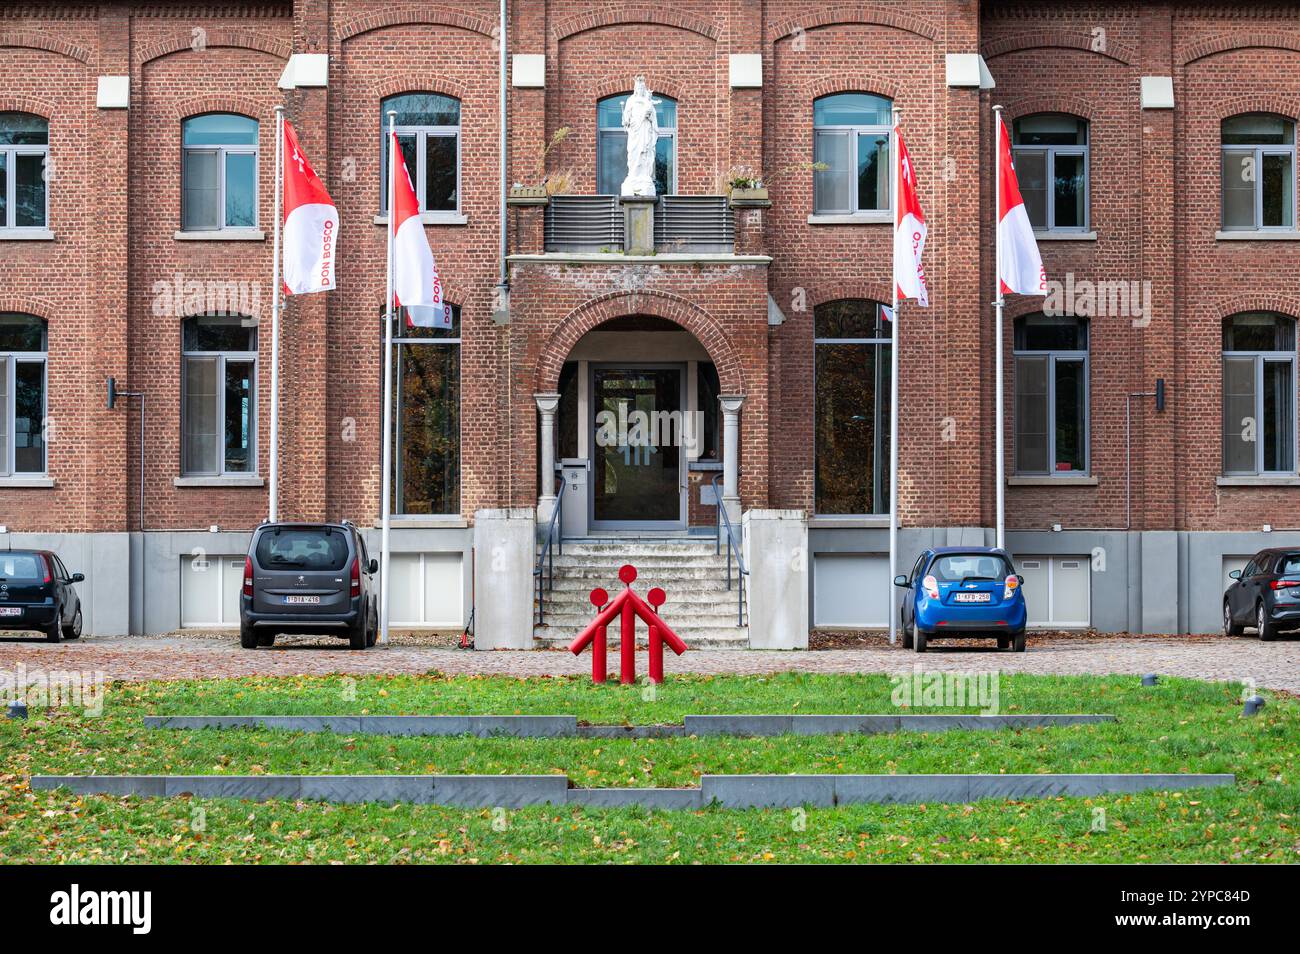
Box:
(4, 0, 1300, 539)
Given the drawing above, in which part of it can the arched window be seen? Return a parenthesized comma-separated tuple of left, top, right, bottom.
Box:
(0, 112, 49, 231)
(386, 305, 460, 514)
(381, 93, 461, 215)
(0, 313, 48, 476)
(181, 113, 259, 231)
(814, 299, 891, 513)
(1011, 114, 1089, 232)
(181, 315, 257, 476)
(1223, 312, 1296, 475)
(597, 93, 676, 195)
(1014, 314, 1089, 475)
(812, 93, 892, 216)
(1222, 114, 1295, 231)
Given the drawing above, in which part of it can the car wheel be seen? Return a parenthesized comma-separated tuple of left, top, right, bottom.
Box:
(997, 637, 1010, 650)
(239, 623, 259, 649)
(1257, 603, 1277, 642)
(365, 609, 378, 647)
(900, 612, 914, 649)
(913, 628, 927, 653)
(256, 632, 276, 647)
(44, 621, 61, 643)
(1224, 601, 1244, 637)
(62, 607, 82, 640)
(348, 618, 367, 650)
(1012, 630, 1027, 653)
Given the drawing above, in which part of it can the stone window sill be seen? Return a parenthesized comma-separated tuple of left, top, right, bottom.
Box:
(688, 460, 723, 472)
(807, 515, 890, 528)
(1034, 230, 1097, 242)
(374, 212, 468, 226)
(1215, 230, 1300, 241)
(1216, 476, 1300, 487)
(372, 516, 468, 529)
(0, 229, 54, 241)
(174, 229, 266, 241)
(807, 212, 891, 225)
(174, 476, 265, 488)
(0, 476, 54, 488)
(1008, 476, 1098, 487)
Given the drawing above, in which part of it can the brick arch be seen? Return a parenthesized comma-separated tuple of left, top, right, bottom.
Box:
(0, 31, 92, 64)
(336, 4, 497, 42)
(1001, 96, 1095, 124)
(982, 30, 1135, 67)
(1178, 31, 1300, 67)
(135, 28, 290, 66)
(771, 6, 938, 43)
(169, 94, 271, 125)
(371, 74, 472, 103)
(551, 6, 719, 43)
(808, 282, 893, 311)
(1214, 94, 1300, 124)
(536, 292, 744, 394)
(0, 94, 58, 120)
(1006, 298, 1060, 322)
(0, 296, 55, 320)
(1206, 293, 1300, 325)
(798, 73, 902, 105)
(592, 76, 685, 104)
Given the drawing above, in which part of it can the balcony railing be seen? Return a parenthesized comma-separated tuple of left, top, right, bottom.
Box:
(542, 195, 733, 253)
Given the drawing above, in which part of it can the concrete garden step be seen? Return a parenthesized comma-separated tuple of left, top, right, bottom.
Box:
(533, 624, 748, 649)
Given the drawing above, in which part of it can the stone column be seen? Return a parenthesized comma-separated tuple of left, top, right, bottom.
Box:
(473, 508, 537, 650)
(719, 394, 745, 522)
(534, 392, 560, 521)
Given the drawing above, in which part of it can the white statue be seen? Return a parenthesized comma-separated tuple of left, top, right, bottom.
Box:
(621, 76, 658, 197)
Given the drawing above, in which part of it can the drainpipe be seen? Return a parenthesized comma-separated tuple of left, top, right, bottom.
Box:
(498, 0, 508, 291)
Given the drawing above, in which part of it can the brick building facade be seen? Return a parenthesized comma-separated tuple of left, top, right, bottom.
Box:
(1, 0, 1298, 640)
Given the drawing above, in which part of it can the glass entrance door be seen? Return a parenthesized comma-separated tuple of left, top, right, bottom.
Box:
(591, 366, 685, 529)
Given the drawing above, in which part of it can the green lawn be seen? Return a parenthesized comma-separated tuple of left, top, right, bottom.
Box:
(1, 672, 1297, 863)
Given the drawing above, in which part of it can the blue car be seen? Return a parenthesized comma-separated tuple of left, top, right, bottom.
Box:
(893, 547, 1028, 653)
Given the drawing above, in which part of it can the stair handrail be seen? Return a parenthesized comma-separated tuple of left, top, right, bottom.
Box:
(710, 472, 748, 627)
(534, 473, 566, 626)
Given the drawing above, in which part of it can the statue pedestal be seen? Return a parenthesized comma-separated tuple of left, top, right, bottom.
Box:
(620, 195, 656, 255)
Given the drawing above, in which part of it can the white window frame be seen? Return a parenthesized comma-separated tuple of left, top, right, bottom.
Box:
(812, 301, 892, 515)
(1014, 320, 1091, 477)
(180, 116, 259, 232)
(596, 94, 677, 195)
(1222, 346, 1297, 477)
(1221, 117, 1297, 232)
(181, 320, 258, 478)
(1011, 118, 1090, 233)
(380, 99, 462, 215)
(812, 98, 892, 216)
(0, 346, 47, 477)
(0, 141, 49, 231)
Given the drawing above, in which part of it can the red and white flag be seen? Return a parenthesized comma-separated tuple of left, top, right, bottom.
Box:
(996, 114, 1047, 296)
(389, 132, 452, 328)
(281, 120, 337, 295)
(892, 125, 928, 307)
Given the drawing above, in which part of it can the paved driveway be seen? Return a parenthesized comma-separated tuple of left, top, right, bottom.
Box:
(0, 632, 1296, 693)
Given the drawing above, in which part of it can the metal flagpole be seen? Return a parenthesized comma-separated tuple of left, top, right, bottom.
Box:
(993, 104, 1006, 551)
(379, 112, 397, 646)
(888, 106, 901, 645)
(269, 105, 284, 522)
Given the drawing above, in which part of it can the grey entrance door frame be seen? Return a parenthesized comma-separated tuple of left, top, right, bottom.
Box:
(588, 362, 688, 531)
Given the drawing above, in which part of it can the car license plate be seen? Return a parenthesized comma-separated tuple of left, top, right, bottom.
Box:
(0, 607, 20, 617)
(284, 595, 321, 605)
(952, 592, 991, 603)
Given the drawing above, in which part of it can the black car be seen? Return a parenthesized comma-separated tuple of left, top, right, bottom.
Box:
(240, 522, 378, 650)
(1224, 547, 1300, 641)
(0, 549, 84, 642)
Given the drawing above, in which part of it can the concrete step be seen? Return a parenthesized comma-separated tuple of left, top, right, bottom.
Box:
(539, 564, 737, 582)
(537, 612, 747, 631)
(543, 576, 738, 595)
(543, 554, 734, 569)
(553, 542, 722, 557)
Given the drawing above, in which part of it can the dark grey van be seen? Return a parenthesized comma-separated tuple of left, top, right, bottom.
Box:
(239, 522, 378, 649)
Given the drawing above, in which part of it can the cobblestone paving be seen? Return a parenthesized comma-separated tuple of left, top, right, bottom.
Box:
(1, 632, 1297, 693)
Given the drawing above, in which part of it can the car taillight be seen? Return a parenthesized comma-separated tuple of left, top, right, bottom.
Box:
(922, 575, 939, 599)
(242, 556, 253, 597)
(41, 556, 51, 584)
(1003, 574, 1019, 600)
(350, 558, 361, 598)
(1271, 578, 1300, 590)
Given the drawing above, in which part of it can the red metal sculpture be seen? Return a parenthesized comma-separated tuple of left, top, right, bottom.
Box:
(569, 564, 687, 684)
